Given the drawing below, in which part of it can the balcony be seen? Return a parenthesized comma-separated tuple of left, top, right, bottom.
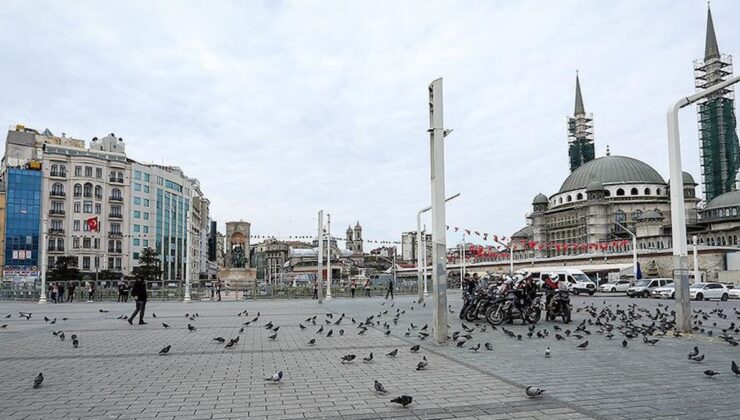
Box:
(48, 246, 65, 253)
(48, 228, 65, 235)
(109, 177, 124, 183)
(50, 191, 66, 197)
(109, 196, 123, 202)
(109, 213, 123, 220)
(50, 171, 67, 178)
(108, 248, 123, 254)
(108, 232, 123, 238)
(49, 209, 65, 217)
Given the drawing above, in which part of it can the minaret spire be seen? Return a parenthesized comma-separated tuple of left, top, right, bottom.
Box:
(705, 3, 720, 60)
(574, 71, 585, 116)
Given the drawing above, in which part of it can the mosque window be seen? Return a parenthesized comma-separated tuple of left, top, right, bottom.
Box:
(632, 210, 642, 220)
(558, 197, 563, 204)
(616, 188, 625, 196)
(604, 190, 611, 197)
(734, 208, 739, 217)
(656, 188, 662, 195)
(576, 193, 583, 200)
(630, 188, 638, 196)
(614, 211, 626, 222)
(567, 195, 572, 202)
(644, 188, 651, 195)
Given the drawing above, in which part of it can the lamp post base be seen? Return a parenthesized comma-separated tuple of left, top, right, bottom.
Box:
(38, 294, 47, 304)
(183, 296, 192, 303)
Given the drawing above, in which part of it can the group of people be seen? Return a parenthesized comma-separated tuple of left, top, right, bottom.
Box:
(47, 282, 75, 303)
(463, 270, 565, 324)
(311, 278, 381, 299)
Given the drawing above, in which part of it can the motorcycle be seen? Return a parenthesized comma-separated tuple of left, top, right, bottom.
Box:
(546, 289, 572, 323)
(485, 292, 542, 326)
(461, 285, 498, 322)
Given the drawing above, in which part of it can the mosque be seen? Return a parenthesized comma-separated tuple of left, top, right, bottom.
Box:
(509, 6, 740, 281)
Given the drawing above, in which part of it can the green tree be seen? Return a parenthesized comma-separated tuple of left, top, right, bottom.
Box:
(97, 270, 121, 281)
(47, 256, 81, 282)
(130, 247, 162, 281)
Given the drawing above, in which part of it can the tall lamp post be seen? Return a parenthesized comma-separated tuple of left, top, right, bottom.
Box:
(316, 210, 324, 304)
(184, 212, 192, 303)
(428, 77, 453, 344)
(614, 221, 638, 281)
(416, 192, 460, 303)
(667, 73, 740, 333)
(326, 213, 332, 300)
(38, 219, 48, 304)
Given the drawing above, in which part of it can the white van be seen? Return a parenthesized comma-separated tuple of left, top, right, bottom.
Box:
(524, 268, 596, 295)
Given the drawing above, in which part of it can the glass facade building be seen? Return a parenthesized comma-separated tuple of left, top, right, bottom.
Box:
(4, 168, 42, 271)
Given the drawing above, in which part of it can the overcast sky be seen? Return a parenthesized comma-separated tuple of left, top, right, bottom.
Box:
(1, 0, 738, 249)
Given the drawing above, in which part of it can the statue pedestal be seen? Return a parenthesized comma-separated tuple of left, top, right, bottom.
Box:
(219, 267, 257, 290)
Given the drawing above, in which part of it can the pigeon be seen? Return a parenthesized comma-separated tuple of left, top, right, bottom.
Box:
(326, 329, 333, 338)
(339, 329, 344, 336)
(33, 373, 44, 389)
(644, 338, 659, 346)
(704, 370, 720, 377)
(690, 354, 705, 362)
(159, 345, 171, 355)
(70, 334, 77, 340)
(4, 314, 10, 318)
(555, 334, 565, 341)
(162, 323, 170, 329)
(239, 327, 245, 334)
(72, 339, 79, 348)
(272, 326, 280, 333)
(485, 342, 493, 351)
(390, 395, 413, 407)
(268, 333, 278, 340)
(410, 345, 420, 353)
(386, 349, 398, 357)
(687, 346, 699, 359)
(99, 309, 109, 313)
(732, 361, 740, 375)
(525, 386, 545, 398)
(545, 347, 551, 358)
(341, 354, 356, 364)
(456, 340, 466, 348)
(187, 324, 196, 332)
(265, 371, 283, 383)
(416, 356, 428, 371)
(374, 380, 388, 394)
(362, 352, 374, 363)
(224, 339, 236, 349)
(622, 340, 628, 348)
(576, 341, 589, 349)
(469, 343, 480, 352)
(0, 324, 7, 329)
(152, 313, 156, 318)
(264, 322, 273, 329)
(59, 333, 65, 341)
(213, 337, 225, 343)
(299, 323, 306, 330)
(384, 330, 391, 336)
(317, 326, 324, 334)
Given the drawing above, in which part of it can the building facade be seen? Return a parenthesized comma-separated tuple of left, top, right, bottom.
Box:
(401, 231, 432, 263)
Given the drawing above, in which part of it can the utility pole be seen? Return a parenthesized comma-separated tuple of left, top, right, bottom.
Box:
(326, 213, 332, 300)
(615, 221, 638, 281)
(38, 219, 48, 304)
(667, 74, 740, 332)
(692, 236, 700, 284)
(428, 77, 451, 345)
(460, 233, 466, 289)
(416, 193, 459, 303)
(422, 225, 428, 298)
(316, 210, 324, 304)
(184, 212, 192, 302)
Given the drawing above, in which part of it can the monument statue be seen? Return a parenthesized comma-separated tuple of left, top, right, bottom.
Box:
(231, 245, 246, 268)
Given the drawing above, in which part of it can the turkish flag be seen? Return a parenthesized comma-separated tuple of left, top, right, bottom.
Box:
(86, 216, 99, 232)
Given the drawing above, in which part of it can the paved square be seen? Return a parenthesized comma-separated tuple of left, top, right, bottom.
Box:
(0, 292, 738, 419)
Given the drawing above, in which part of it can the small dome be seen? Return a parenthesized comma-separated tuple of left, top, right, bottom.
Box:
(682, 172, 697, 185)
(559, 155, 665, 193)
(705, 190, 740, 210)
(636, 210, 664, 221)
(586, 178, 604, 192)
(532, 193, 549, 205)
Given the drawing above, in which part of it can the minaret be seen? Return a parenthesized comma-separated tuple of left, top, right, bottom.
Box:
(567, 72, 595, 172)
(694, 4, 739, 201)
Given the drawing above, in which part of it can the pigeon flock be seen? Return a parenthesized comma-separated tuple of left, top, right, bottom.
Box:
(5, 295, 740, 413)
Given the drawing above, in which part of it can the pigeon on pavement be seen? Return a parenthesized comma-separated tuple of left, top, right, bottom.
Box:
(341, 354, 356, 364)
(704, 370, 720, 377)
(362, 352, 374, 363)
(525, 386, 545, 398)
(576, 341, 589, 349)
(265, 371, 283, 383)
(390, 395, 413, 407)
(732, 361, 740, 375)
(159, 345, 171, 355)
(386, 349, 398, 357)
(33, 373, 44, 389)
(409, 345, 420, 353)
(374, 380, 388, 394)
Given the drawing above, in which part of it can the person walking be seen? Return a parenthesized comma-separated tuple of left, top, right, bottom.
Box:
(312, 280, 318, 299)
(128, 278, 148, 325)
(385, 278, 394, 300)
(50, 283, 57, 303)
(123, 281, 130, 302)
(117, 281, 125, 303)
(364, 279, 371, 297)
(58, 282, 65, 303)
(216, 280, 222, 301)
(67, 282, 76, 302)
(350, 280, 356, 298)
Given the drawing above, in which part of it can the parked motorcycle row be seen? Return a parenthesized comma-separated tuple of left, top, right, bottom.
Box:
(459, 273, 572, 326)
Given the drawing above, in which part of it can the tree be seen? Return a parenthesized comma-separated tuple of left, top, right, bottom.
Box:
(47, 256, 81, 282)
(97, 270, 122, 281)
(130, 247, 163, 281)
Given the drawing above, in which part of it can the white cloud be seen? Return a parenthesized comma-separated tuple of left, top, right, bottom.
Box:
(0, 0, 737, 248)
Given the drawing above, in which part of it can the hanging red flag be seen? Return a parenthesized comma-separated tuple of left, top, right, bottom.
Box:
(465, 229, 471, 235)
(85, 216, 99, 232)
(454, 227, 459, 232)
(483, 233, 488, 240)
(528, 241, 536, 249)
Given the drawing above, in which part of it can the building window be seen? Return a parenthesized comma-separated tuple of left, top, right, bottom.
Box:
(134, 224, 141, 233)
(134, 210, 141, 219)
(73, 237, 80, 248)
(73, 220, 80, 231)
(74, 202, 81, 213)
(83, 237, 91, 249)
(83, 201, 93, 213)
(134, 170, 142, 180)
(75, 166, 82, 176)
(134, 197, 141, 205)
(143, 226, 149, 234)
(134, 183, 141, 192)
(96, 168, 102, 178)
(94, 185, 102, 199)
(615, 211, 626, 223)
(143, 212, 149, 220)
(94, 238, 99, 249)
(48, 256, 56, 268)
(144, 173, 150, 182)
(111, 223, 121, 233)
(143, 199, 150, 207)
(630, 188, 638, 195)
(632, 210, 642, 220)
(644, 188, 651, 195)
(111, 205, 122, 217)
(133, 238, 140, 246)
(604, 190, 611, 197)
(656, 188, 662, 195)
(51, 182, 64, 195)
(74, 184, 82, 197)
(576, 193, 583, 200)
(83, 183, 93, 197)
(143, 185, 150, 193)
(85, 166, 93, 177)
(143, 239, 149, 247)
(616, 188, 625, 196)
(82, 256, 91, 270)
(133, 252, 140, 260)
(95, 203, 101, 214)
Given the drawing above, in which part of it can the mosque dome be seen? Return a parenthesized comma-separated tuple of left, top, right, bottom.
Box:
(559, 155, 665, 193)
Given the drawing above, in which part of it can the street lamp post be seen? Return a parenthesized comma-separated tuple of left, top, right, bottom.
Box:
(326, 213, 332, 300)
(667, 73, 740, 333)
(316, 210, 324, 304)
(184, 212, 192, 303)
(615, 221, 638, 281)
(692, 236, 700, 284)
(38, 219, 48, 304)
(416, 192, 460, 303)
(460, 233, 466, 289)
(428, 77, 452, 344)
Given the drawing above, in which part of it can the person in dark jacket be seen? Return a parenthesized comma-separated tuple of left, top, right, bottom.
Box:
(128, 279, 148, 325)
(385, 278, 394, 300)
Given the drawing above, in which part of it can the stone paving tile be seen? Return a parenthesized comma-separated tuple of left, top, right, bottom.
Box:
(4, 294, 735, 419)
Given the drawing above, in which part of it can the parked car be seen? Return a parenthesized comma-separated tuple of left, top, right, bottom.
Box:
(598, 279, 631, 293)
(531, 268, 596, 295)
(652, 283, 675, 299)
(626, 278, 673, 298)
(689, 283, 729, 301)
(728, 286, 740, 299)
